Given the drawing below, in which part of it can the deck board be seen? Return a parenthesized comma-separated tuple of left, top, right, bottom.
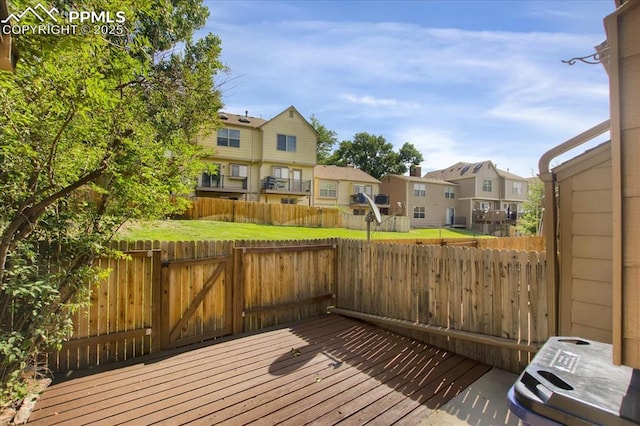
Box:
(28, 315, 491, 425)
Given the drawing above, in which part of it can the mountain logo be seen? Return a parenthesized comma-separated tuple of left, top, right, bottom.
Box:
(1, 3, 59, 24)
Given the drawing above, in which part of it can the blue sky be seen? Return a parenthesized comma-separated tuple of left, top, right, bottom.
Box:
(201, 0, 613, 178)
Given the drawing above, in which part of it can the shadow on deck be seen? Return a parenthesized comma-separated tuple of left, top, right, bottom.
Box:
(28, 314, 490, 425)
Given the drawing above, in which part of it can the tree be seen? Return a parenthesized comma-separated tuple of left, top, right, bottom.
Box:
(309, 114, 337, 164)
(0, 0, 224, 403)
(517, 177, 544, 235)
(326, 133, 424, 180)
(398, 142, 424, 174)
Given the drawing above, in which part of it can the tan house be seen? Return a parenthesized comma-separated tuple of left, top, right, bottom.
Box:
(424, 161, 529, 229)
(195, 106, 317, 204)
(379, 169, 457, 228)
(313, 165, 390, 214)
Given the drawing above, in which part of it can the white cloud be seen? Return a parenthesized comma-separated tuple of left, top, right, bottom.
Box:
(205, 8, 610, 178)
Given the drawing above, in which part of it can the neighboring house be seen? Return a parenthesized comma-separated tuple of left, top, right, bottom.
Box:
(313, 165, 390, 214)
(195, 106, 317, 204)
(379, 168, 458, 228)
(424, 161, 529, 229)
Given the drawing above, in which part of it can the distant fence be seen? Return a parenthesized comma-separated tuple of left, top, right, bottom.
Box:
(335, 240, 548, 372)
(180, 197, 412, 232)
(182, 197, 342, 228)
(340, 214, 410, 233)
(380, 236, 545, 252)
(49, 237, 547, 374)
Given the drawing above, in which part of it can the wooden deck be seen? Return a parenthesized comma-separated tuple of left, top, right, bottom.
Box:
(28, 315, 491, 425)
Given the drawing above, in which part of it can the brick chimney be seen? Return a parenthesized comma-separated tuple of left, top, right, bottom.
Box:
(410, 166, 422, 177)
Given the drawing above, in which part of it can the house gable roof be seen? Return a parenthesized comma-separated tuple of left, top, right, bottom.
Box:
(260, 105, 319, 137)
(218, 111, 267, 128)
(383, 174, 455, 186)
(424, 160, 527, 181)
(218, 106, 316, 135)
(314, 165, 379, 183)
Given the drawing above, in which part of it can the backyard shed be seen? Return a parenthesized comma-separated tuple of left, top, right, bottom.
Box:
(554, 141, 613, 343)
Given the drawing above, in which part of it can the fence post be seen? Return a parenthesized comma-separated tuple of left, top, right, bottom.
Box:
(159, 241, 172, 350)
(151, 250, 163, 353)
(232, 242, 245, 334)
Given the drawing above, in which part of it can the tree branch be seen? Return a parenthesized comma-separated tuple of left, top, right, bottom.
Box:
(0, 156, 110, 285)
(47, 107, 76, 185)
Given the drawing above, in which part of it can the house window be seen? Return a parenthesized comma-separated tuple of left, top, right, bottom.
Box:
(217, 128, 240, 148)
(319, 181, 337, 198)
(413, 183, 426, 197)
(512, 182, 523, 195)
(444, 186, 455, 199)
(273, 167, 289, 179)
(482, 179, 492, 192)
(413, 206, 426, 219)
(479, 201, 491, 211)
(281, 198, 297, 204)
(230, 164, 247, 178)
(353, 184, 372, 196)
(277, 134, 297, 152)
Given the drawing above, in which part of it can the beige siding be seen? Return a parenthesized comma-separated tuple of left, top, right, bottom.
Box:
(451, 177, 474, 199)
(314, 178, 340, 208)
(608, 0, 640, 367)
(504, 178, 529, 202)
(247, 163, 262, 201)
(379, 176, 456, 227)
(199, 126, 260, 162)
(558, 153, 613, 343)
(313, 179, 381, 210)
(473, 166, 500, 200)
(260, 108, 317, 166)
(406, 182, 456, 228)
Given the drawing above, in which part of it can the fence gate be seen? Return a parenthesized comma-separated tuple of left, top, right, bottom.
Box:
(160, 253, 233, 349)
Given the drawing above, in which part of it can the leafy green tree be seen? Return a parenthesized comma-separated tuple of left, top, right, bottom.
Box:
(517, 177, 544, 235)
(398, 142, 424, 174)
(326, 132, 424, 180)
(0, 0, 224, 403)
(309, 114, 338, 164)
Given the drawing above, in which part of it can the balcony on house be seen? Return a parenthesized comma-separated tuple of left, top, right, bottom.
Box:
(349, 193, 390, 208)
(472, 209, 520, 224)
(261, 176, 311, 195)
(197, 173, 248, 194)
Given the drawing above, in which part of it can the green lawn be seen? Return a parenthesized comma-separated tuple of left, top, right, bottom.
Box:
(118, 220, 486, 241)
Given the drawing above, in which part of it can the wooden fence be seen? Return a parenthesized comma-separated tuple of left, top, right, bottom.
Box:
(335, 240, 548, 372)
(52, 241, 159, 372)
(380, 236, 545, 252)
(49, 239, 337, 373)
(182, 197, 343, 228)
(340, 213, 410, 233)
(49, 237, 548, 374)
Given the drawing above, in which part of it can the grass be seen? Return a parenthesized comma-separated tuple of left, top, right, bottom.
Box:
(117, 220, 488, 241)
